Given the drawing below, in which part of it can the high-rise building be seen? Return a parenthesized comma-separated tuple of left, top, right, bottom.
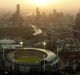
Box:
(73, 10, 80, 39)
(10, 4, 23, 26)
(36, 7, 40, 17)
(35, 7, 41, 25)
(75, 11, 80, 30)
(16, 4, 20, 16)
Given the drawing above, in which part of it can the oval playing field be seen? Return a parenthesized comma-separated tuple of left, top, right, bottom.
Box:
(6, 48, 56, 65)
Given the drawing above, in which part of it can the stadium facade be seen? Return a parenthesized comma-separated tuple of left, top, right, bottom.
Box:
(5, 48, 58, 72)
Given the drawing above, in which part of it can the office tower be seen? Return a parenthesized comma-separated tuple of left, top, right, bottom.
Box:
(35, 7, 41, 25)
(16, 4, 20, 16)
(10, 4, 23, 26)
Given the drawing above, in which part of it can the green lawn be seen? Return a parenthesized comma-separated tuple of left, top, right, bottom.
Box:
(16, 56, 42, 63)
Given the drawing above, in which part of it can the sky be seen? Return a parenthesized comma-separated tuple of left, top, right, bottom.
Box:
(0, 0, 80, 14)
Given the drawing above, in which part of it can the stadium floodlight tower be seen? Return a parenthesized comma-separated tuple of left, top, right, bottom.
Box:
(43, 54, 46, 72)
(20, 41, 23, 48)
(56, 39, 61, 60)
(2, 45, 5, 60)
(3, 46, 5, 60)
(43, 42, 46, 72)
(43, 42, 46, 50)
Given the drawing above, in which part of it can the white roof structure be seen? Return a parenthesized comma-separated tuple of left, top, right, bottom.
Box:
(0, 39, 21, 49)
(31, 24, 42, 36)
(0, 39, 15, 44)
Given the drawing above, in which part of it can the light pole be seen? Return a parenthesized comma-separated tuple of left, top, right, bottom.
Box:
(43, 42, 46, 50)
(3, 46, 5, 60)
(20, 41, 23, 48)
(56, 45, 59, 60)
(43, 42, 46, 72)
(12, 55, 15, 70)
(56, 40, 60, 60)
(43, 54, 46, 72)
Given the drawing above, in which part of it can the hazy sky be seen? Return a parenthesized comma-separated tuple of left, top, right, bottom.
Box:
(0, 0, 80, 14)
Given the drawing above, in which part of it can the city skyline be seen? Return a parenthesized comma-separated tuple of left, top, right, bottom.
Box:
(0, 0, 80, 15)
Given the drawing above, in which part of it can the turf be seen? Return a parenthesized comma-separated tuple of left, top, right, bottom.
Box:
(16, 56, 42, 63)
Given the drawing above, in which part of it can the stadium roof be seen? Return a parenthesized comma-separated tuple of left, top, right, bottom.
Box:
(0, 38, 15, 44)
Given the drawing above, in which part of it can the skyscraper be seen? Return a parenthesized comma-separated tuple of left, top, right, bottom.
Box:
(16, 4, 20, 16)
(35, 7, 41, 25)
(10, 4, 23, 26)
(36, 7, 40, 17)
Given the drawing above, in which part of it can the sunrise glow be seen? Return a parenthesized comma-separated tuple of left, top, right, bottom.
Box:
(23, 0, 60, 7)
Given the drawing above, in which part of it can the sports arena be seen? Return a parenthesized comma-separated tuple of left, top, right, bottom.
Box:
(5, 48, 58, 72)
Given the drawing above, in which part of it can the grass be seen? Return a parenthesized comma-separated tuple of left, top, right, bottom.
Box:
(16, 56, 42, 63)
